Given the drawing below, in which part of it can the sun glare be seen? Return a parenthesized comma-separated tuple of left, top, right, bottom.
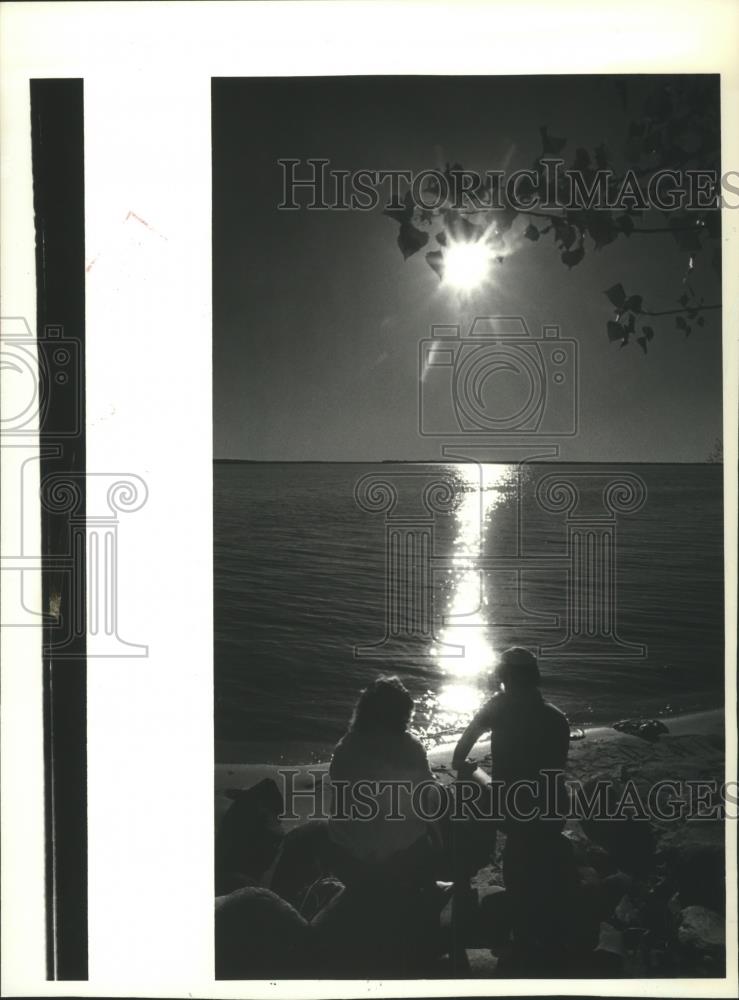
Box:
(431, 464, 512, 722)
(442, 238, 494, 293)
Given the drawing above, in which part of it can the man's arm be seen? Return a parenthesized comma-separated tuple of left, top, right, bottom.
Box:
(451, 714, 491, 773)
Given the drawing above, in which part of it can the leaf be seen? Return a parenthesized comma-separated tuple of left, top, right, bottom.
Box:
(604, 283, 626, 308)
(668, 216, 702, 253)
(561, 245, 585, 268)
(524, 223, 540, 241)
(383, 189, 414, 225)
(594, 143, 609, 170)
(397, 221, 429, 260)
(490, 204, 518, 234)
(584, 211, 618, 249)
(573, 148, 591, 171)
(624, 313, 636, 336)
(623, 294, 643, 314)
(675, 315, 688, 331)
(624, 134, 643, 164)
(423, 175, 441, 199)
(516, 171, 538, 203)
(678, 293, 689, 307)
(607, 320, 624, 342)
(642, 326, 654, 341)
(637, 336, 648, 354)
(425, 250, 444, 280)
(540, 125, 567, 156)
(436, 230, 448, 246)
(553, 219, 577, 249)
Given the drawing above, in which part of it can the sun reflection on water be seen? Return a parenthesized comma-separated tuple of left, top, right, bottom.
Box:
(421, 463, 514, 742)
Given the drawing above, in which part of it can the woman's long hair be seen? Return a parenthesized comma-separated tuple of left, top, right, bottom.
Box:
(349, 676, 414, 736)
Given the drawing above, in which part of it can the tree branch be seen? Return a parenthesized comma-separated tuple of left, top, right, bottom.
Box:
(640, 304, 721, 317)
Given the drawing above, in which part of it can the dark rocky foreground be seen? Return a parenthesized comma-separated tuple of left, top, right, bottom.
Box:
(214, 711, 728, 979)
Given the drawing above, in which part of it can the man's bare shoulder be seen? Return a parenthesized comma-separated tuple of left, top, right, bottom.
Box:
(475, 691, 504, 725)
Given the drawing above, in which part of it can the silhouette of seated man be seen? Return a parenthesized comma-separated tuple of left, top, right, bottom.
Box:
(452, 647, 578, 970)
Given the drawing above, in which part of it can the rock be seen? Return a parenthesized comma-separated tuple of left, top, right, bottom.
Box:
(666, 891, 683, 924)
(269, 819, 332, 907)
(590, 921, 625, 975)
(577, 865, 602, 890)
(466, 948, 498, 975)
(677, 905, 725, 954)
(647, 874, 673, 901)
(615, 893, 641, 927)
(640, 878, 675, 935)
(664, 842, 725, 912)
(648, 947, 669, 972)
(579, 784, 655, 878)
(478, 883, 506, 901)
(585, 842, 617, 875)
(602, 872, 634, 908)
(477, 885, 511, 949)
(312, 881, 448, 975)
(299, 874, 344, 921)
(215, 886, 313, 978)
(624, 924, 649, 943)
(564, 826, 615, 874)
(597, 920, 624, 955)
(215, 778, 285, 895)
(613, 718, 669, 740)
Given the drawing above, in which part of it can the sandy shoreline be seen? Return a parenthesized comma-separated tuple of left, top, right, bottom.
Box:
(216, 708, 726, 831)
(215, 707, 729, 978)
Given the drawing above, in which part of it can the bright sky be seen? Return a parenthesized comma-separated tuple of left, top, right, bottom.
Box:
(213, 75, 723, 462)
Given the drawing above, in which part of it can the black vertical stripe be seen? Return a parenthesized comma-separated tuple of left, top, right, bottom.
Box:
(30, 77, 88, 981)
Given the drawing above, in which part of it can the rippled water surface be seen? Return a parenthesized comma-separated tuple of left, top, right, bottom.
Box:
(214, 462, 724, 761)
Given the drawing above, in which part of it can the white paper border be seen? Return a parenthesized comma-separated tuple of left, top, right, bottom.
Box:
(1, 1, 737, 997)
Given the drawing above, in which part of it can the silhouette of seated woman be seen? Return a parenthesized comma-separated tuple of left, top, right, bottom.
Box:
(328, 676, 443, 892)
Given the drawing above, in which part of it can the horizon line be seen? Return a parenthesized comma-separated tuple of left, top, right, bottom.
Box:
(213, 458, 724, 466)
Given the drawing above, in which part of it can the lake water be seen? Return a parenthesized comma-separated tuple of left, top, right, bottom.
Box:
(214, 462, 724, 762)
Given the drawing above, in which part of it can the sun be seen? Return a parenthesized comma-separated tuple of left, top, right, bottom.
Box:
(442, 237, 494, 293)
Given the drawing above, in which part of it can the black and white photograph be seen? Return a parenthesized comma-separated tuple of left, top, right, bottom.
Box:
(213, 72, 729, 980)
(1, 2, 737, 997)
